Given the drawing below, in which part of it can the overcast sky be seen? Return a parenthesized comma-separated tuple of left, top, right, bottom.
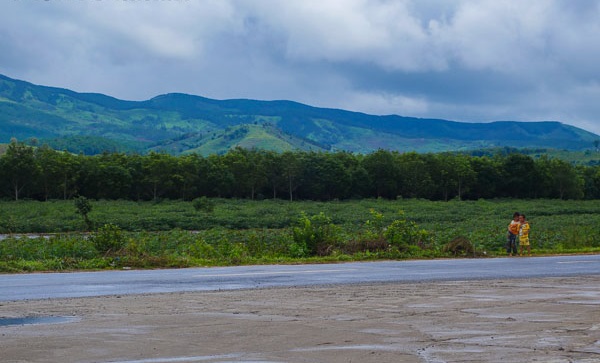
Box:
(2, 0, 600, 135)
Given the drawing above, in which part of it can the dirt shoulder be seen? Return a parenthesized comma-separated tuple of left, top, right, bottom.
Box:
(1, 275, 600, 363)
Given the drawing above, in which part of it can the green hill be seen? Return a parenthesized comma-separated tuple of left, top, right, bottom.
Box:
(1, 73, 598, 155)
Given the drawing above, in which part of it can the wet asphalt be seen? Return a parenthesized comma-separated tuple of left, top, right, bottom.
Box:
(1, 254, 599, 301)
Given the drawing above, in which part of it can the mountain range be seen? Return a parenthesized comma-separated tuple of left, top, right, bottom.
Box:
(1, 73, 598, 155)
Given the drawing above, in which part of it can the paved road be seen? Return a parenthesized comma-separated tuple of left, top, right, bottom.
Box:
(1, 254, 599, 301)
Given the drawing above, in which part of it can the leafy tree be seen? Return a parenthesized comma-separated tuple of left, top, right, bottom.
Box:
(221, 148, 267, 199)
(123, 154, 145, 200)
(349, 162, 372, 199)
(246, 150, 269, 199)
(0, 141, 39, 200)
(580, 165, 600, 199)
(76, 154, 131, 200)
(280, 151, 303, 201)
(330, 151, 361, 199)
(74, 196, 93, 230)
(467, 156, 503, 199)
(176, 154, 201, 200)
(396, 152, 434, 199)
(99, 164, 133, 199)
(142, 152, 178, 200)
(426, 154, 476, 201)
(448, 154, 476, 200)
(263, 150, 287, 199)
(56, 150, 81, 200)
(298, 152, 351, 200)
(203, 154, 235, 198)
(361, 149, 400, 199)
(35, 145, 62, 200)
(500, 153, 537, 198)
(90, 153, 133, 199)
(547, 159, 584, 199)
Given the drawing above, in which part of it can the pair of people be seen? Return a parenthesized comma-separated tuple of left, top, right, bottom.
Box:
(507, 212, 531, 256)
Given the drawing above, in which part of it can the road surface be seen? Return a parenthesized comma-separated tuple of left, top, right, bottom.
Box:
(2, 255, 600, 363)
(2, 254, 600, 301)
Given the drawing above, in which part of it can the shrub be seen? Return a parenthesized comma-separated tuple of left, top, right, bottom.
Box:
(442, 236, 475, 257)
(74, 196, 93, 230)
(383, 211, 430, 251)
(91, 224, 125, 255)
(192, 197, 215, 213)
(292, 212, 342, 257)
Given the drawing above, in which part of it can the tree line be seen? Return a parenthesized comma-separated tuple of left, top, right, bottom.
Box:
(1, 141, 599, 201)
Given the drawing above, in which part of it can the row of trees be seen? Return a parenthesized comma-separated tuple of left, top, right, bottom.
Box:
(1, 141, 599, 201)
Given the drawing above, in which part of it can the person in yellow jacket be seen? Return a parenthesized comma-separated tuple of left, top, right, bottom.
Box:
(518, 214, 531, 256)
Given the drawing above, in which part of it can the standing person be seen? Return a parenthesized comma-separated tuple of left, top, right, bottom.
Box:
(507, 212, 520, 256)
(519, 214, 531, 256)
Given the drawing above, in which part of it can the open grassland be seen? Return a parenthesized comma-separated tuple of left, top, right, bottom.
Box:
(1, 199, 599, 272)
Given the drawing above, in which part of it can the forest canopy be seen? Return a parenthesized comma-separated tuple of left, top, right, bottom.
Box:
(1, 141, 599, 202)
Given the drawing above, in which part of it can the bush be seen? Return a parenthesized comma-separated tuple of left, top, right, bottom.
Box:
(443, 236, 475, 257)
(192, 197, 215, 213)
(74, 196, 93, 230)
(91, 224, 125, 255)
(292, 212, 342, 257)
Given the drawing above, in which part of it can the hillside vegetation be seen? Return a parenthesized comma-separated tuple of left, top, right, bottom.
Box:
(2, 74, 599, 155)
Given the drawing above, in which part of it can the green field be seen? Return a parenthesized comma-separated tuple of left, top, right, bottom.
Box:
(1, 199, 599, 272)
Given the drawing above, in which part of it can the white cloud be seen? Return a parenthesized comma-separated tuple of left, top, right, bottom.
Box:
(0, 0, 599, 135)
(440, 1, 547, 72)
(244, 0, 448, 71)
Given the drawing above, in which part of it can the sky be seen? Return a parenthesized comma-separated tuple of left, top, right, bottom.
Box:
(1, 0, 600, 135)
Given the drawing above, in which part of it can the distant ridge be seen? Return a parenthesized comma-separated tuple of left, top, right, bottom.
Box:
(0, 73, 598, 155)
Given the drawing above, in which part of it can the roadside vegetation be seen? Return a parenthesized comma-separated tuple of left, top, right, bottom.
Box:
(1, 141, 599, 272)
(1, 198, 599, 273)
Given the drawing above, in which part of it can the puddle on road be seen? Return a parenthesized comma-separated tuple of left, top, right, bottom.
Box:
(0, 316, 79, 326)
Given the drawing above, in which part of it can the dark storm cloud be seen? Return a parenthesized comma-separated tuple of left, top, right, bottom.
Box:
(0, 0, 599, 134)
(332, 62, 535, 105)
